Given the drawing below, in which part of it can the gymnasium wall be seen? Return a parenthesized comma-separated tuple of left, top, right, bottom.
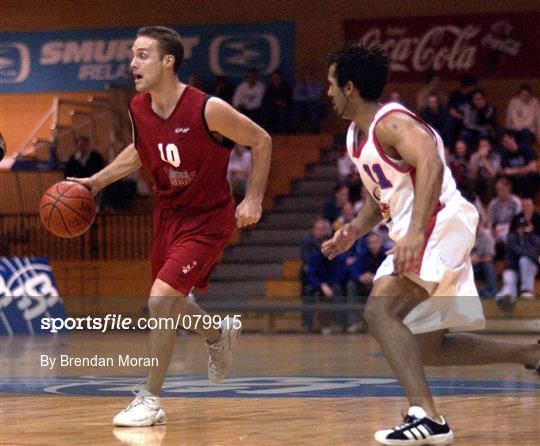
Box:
(2, 0, 539, 155)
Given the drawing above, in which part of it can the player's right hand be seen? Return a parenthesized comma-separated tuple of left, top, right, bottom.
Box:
(66, 177, 99, 197)
(321, 223, 357, 260)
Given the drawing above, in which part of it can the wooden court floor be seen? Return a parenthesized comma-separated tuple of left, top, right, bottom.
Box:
(1, 332, 539, 445)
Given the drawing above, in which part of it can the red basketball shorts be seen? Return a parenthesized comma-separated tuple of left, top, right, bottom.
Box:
(151, 200, 235, 296)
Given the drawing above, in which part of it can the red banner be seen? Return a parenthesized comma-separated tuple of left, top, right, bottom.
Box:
(344, 13, 539, 81)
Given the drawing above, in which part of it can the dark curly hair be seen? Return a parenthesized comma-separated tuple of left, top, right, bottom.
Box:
(328, 43, 390, 101)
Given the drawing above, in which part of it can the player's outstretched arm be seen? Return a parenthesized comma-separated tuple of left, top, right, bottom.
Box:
(376, 113, 443, 274)
(322, 194, 381, 260)
(68, 143, 141, 196)
(205, 97, 272, 228)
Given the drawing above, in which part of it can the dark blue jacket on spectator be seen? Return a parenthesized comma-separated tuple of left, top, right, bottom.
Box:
(305, 250, 349, 289)
(349, 244, 385, 282)
(323, 197, 342, 223)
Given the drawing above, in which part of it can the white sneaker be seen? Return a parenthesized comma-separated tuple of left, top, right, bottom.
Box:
(113, 395, 166, 427)
(206, 315, 242, 383)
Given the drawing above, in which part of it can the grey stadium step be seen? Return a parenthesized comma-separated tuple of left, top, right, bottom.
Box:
(292, 180, 336, 195)
(304, 164, 339, 181)
(204, 280, 266, 298)
(242, 229, 308, 245)
(223, 245, 300, 262)
(276, 195, 326, 211)
(212, 262, 283, 280)
(259, 213, 320, 229)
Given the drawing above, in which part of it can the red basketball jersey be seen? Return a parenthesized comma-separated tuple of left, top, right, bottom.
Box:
(129, 86, 234, 211)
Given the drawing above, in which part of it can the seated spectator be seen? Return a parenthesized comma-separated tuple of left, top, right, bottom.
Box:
(300, 218, 331, 294)
(232, 69, 265, 124)
(262, 70, 292, 134)
(386, 89, 405, 106)
(291, 68, 325, 133)
(188, 73, 205, 91)
(497, 214, 540, 305)
(471, 216, 497, 298)
(420, 94, 451, 145)
(444, 147, 462, 186)
(333, 201, 355, 231)
(64, 135, 105, 179)
(462, 89, 497, 145)
(227, 145, 251, 202)
(500, 130, 540, 198)
(448, 75, 477, 145)
(468, 137, 500, 205)
(506, 84, 540, 149)
(347, 232, 385, 299)
(449, 139, 470, 197)
(303, 249, 350, 334)
(210, 75, 234, 104)
(511, 198, 540, 236)
(416, 71, 447, 111)
(487, 177, 522, 251)
(337, 147, 355, 182)
(323, 184, 349, 223)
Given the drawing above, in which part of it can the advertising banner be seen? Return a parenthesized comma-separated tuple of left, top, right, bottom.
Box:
(0, 21, 294, 92)
(344, 13, 539, 81)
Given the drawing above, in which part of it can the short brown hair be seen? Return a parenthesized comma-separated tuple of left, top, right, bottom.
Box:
(136, 26, 184, 72)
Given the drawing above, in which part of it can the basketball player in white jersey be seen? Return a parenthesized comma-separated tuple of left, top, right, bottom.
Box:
(322, 44, 540, 445)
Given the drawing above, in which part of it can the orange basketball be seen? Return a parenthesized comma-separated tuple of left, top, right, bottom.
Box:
(39, 181, 96, 238)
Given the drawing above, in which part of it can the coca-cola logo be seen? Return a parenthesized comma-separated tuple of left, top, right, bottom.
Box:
(481, 21, 521, 56)
(359, 25, 480, 73)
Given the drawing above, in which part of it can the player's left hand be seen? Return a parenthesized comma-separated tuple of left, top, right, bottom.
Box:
(235, 198, 262, 228)
(386, 232, 425, 276)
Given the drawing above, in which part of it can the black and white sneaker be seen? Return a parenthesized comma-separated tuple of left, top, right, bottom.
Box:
(374, 406, 453, 445)
(524, 340, 540, 376)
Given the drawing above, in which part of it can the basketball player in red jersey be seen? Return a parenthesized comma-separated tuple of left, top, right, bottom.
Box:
(322, 44, 539, 445)
(70, 26, 272, 427)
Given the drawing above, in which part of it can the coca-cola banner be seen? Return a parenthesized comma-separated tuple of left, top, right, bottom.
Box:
(344, 13, 539, 81)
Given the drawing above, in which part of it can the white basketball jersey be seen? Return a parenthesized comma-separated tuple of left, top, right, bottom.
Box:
(346, 102, 461, 241)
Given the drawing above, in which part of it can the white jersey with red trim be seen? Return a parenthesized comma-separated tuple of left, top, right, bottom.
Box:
(346, 102, 459, 241)
(346, 102, 485, 335)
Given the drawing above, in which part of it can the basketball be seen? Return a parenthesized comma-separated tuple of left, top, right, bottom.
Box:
(39, 181, 96, 238)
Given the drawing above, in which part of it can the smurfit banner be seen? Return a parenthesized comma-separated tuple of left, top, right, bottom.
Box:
(0, 257, 65, 334)
(344, 13, 539, 81)
(0, 21, 294, 93)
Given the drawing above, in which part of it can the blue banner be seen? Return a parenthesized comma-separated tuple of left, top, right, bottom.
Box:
(0, 257, 65, 334)
(0, 22, 294, 93)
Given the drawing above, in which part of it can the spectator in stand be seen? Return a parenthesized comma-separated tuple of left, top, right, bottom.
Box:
(304, 248, 350, 334)
(420, 93, 451, 145)
(462, 89, 497, 145)
(0, 132, 6, 161)
(415, 71, 447, 111)
(65, 135, 105, 179)
(448, 74, 477, 145)
(210, 75, 234, 104)
(347, 232, 385, 300)
(497, 213, 540, 306)
(386, 89, 405, 106)
(291, 68, 325, 133)
(511, 197, 540, 236)
(232, 69, 265, 124)
(337, 147, 355, 182)
(227, 144, 251, 203)
(188, 73, 205, 91)
(450, 139, 470, 197)
(263, 70, 292, 134)
(500, 130, 540, 198)
(468, 137, 501, 205)
(332, 201, 355, 231)
(506, 84, 540, 149)
(444, 147, 462, 187)
(300, 217, 331, 294)
(471, 215, 498, 298)
(323, 183, 349, 223)
(487, 176, 522, 252)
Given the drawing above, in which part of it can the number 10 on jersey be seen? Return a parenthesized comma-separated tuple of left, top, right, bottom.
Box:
(158, 143, 181, 167)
